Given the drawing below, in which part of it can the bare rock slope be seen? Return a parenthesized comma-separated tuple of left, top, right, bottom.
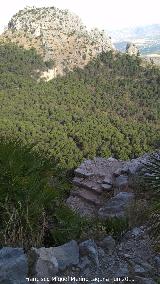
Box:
(0, 6, 115, 79)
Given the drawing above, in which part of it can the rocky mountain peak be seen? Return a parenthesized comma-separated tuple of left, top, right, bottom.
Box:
(8, 6, 86, 35)
(126, 42, 140, 56)
(2, 6, 115, 79)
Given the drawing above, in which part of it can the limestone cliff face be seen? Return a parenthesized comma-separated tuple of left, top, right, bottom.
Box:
(1, 6, 115, 79)
(126, 42, 139, 56)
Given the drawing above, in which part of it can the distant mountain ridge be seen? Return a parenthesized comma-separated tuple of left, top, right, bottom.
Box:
(109, 24, 160, 56)
(109, 24, 160, 42)
(0, 6, 114, 79)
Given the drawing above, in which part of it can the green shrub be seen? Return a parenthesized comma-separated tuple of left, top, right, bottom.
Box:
(141, 152, 160, 195)
(0, 140, 67, 248)
(139, 152, 160, 251)
(50, 205, 87, 245)
(77, 217, 129, 242)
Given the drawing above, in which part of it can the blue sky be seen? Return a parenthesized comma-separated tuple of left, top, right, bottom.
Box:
(0, 0, 160, 33)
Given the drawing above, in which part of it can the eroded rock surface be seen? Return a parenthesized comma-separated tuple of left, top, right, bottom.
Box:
(1, 227, 159, 283)
(0, 247, 28, 284)
(98, 192, 135, 219)
(1, 6, 115, 79)
(66, 154, 155, 219)
(55, 227, 160, 284)
(28, 240, 79, 282)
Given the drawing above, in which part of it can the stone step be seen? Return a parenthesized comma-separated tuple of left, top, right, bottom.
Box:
(74, 169, 94, 178)
(98, 192, 135, 219)
(73, 177, 103, 194)
(72, 188, 102, 207)
(66, 196, 97, 218)
(101, 184, 113, 191)
(102, 178, 113, 185)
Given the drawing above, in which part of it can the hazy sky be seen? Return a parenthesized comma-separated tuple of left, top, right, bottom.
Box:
(0, 0, 160, 33)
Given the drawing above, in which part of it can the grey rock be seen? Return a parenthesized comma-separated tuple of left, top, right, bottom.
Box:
(134, 264, 149, 275)
(98, 192, 134, 219)
(108, 261, 129, 278)
(129, 260, 155, 279)
(79, 240, 99, 267)
(66, 195, 96, 218)
(102, 178, 112, 185)
(99, 236, 116, 255)
(77, 256, 90, 270)
(29, 240, 79, 280)
(0, 247, 28, 284)
(48, 240, 79, 270)
(72, 188, 102, 206)
(29, 248, 58, 281)
(131, 227, 145, 238)
(134, 276, 157, 284)
(122, 154, 150, 175)
(124, 227, 146, 240)
(101, 184, 113, 191)
(154, 255, 160, 274)
(72, 177, 84, 186)
(74, 168, 94, 178)
(114, 175, 128, 190)
(98, 247, 106, 258)
(107, 157, 118, 162)
(113, 168, 122, 177)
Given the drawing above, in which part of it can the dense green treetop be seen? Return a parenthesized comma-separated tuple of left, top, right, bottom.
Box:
(0, 43, 159, 168)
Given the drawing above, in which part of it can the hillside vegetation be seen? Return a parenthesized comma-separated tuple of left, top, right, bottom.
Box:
(0, 43, 160, 249)
(0, 6, 114, 78)
(0, 43, 160, 169)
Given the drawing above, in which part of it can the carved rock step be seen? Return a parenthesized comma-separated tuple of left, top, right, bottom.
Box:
(66, 196, 97, 218)
(72, 188, 102, 206)
(98, 192, 135, 219)
(73, 177, 103, 194)
(74, 168, 94, 178)
(75, 157, 125, 179)
(101, 184, 113, 191)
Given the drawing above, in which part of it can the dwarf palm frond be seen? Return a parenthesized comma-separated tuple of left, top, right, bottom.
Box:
(141, 152, 160, 195)
(140, 152, 160, 251)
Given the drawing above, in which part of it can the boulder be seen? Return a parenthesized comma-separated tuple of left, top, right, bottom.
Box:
(102, 178, 112, 185)
(98, 192, 134, 219)
(114, 175, 128, 191)
(77, 256, 90, 270)
(79, 240, 99, 267)
(154, 255, 160, 274)
(29, 240, 79, 280)
(74, 168, 94, 178)
(99, 236, 116, 255)
(134, 277, 157, 284)
(133, 262, 154, 277)
(101, 184, 113, 191)
(0, 247, 28, 284)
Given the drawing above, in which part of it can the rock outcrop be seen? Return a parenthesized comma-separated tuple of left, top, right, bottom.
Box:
(1, 227, 159, 283)
(66, 157, 128, 218)
(0, 247, 28, 284)
(0, 152, 159, 283)
(26, 227, 160, 284)
(60, 227, 159, 283)
(28, 240, 79, 283)
(66, 153, 154, 219)
(98, 192, 135, 219)
(126, 42, 140, 56)
(0, 6, 115, 79)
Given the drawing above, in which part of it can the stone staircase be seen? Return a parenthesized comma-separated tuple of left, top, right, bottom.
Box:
(66, 157, 127, 218)
(67, 153, 155, 219)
